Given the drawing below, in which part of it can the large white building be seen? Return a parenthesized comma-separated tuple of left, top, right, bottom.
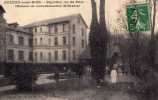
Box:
(0, 7, 88, 64)
(24, 14, 88, 64)
(0, 5, 89, 64)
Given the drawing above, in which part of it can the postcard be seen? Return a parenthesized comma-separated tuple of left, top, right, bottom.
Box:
(0, 0, 158, 100)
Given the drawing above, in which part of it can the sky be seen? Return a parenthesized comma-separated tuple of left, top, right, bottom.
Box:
(0, 0, 120, 27)
(0, 0, 157, 32)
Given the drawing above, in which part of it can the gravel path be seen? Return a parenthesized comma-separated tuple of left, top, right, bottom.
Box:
(36, 74, 56, 85)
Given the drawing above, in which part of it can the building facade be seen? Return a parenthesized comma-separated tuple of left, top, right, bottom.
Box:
(0, 7, 88, 64)
(5, 23, 33, 63)
(24, 14, 88, 63)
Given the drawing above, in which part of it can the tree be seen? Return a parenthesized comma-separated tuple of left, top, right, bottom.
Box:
(89, 0, 100, 82)
(145, 0, 158, 100)
(99, 0, 108, 77)
(126, 1, 158, 99)
(89, 0, 108, 85)
(0, 8, 7, 74)
(14, 63, 38, 91)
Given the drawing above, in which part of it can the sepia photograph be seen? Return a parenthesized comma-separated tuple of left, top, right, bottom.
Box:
(0, 0, 158, 100)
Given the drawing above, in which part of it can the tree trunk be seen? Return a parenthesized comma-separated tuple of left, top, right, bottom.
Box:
(148, 0, 157, 69)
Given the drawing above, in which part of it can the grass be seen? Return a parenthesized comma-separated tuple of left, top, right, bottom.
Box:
(0, 78, 138, 100)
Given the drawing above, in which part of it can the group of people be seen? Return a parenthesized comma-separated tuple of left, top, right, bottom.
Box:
(53, 64, 119, 85)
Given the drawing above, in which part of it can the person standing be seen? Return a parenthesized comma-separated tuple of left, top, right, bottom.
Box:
(111, 64, 118, 83)
(54, 67, 59, 84)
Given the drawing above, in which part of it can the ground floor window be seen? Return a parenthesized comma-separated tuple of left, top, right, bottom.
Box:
(40, 52, 43, 60)
(29, 52, 33, 61)
(34, 52, 37, 62)
(72, 50, 76, 60)
(7, 49, 14, 61)
(62, 50, 67, 60)
(48, 52, 51, 62)
(55, 51, 58, 61)
(18, 50, 24, 61)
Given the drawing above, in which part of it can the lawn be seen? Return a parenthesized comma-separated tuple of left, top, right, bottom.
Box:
(0, 74, 139, 100)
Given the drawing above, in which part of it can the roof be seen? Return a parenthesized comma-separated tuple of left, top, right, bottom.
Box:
(24, 14, 88, 28)
(0, 5, 5, 13)
(8, 22, 19, 26)
(6, 26, 32, 35)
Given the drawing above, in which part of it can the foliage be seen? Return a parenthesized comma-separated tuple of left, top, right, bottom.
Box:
(14, 63, 38, 91)
(125, 0, 158, 99)
(89, 0, 108, 83)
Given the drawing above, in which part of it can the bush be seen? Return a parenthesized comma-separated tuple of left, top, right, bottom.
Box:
(14, 63, 38, 91)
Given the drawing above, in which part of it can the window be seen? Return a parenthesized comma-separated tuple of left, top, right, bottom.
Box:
(55, 25, 58, 33)
(7, 49, 14, 61)
(18, 50, 24, 61)
(62, 50, 67, 60)
(18, 36, 24, 45)
(72, 37, 76, 46)
(50, 25, 54, 33)
(40, 52, 43, 60)
(82, 39, 84, 48)
(29, 38, 33, 47)
(72, 24, 75, 34)
(40, 37, 43, 44)
(54, 51, 58, 61)
(8, 34, 14, 44)
(29, 52, 33, 61)
(48, 38, 51, 46)
(40, 26, 42, 32)
(72, 50, 76, 60)
(34, 38, 37, 45)
(63, 24, 66, 32)
(54, 37, 58, 46)
(28, 28, 33, 33)
(48, 52, 51, 62)
(63, 36, 66, 45)
(82, 28, 84, 36)
(34, 52, 37, 62)
(34, 27, 37, 33)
